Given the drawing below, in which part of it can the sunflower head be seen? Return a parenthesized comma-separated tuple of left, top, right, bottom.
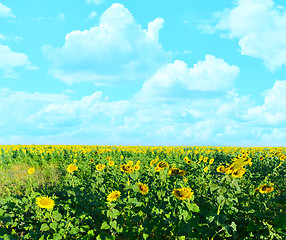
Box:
(27, 167, 35, 175)
(155, 166, 162, 172)
(168, 167, 186, 176)
(120, 164, 134, 173)
(96, 164, 106, 171)
(67, 164, 78, 173)
(231, 168, 246, 178)
(138, 183, 148, 195)
(108, 160, 115, 166)
(203, 157, 208, 162)
(134, 164, 140, 171)
(259, 184, 274, 194)
(107, 190, 121, 202)
(172, 187, 194, 200)
(156, 161, 169, 169)
(216, 165, 225, 173)
(150, 159, 158, 166)
(36, 196, 55, 209)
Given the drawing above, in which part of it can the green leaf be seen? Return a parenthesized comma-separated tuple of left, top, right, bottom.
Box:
(2, 234, 17, 240)
(206, 215, 216, 224)
(53, 211, 62, 221)
(0, 198, 6, 205)
(230, 221, 237, 232)
(40, 223, 50, 231)
(110, 220, 117, 229)
(44, 212, 50, 219)
(101, 221, 110, 230)
(209, 183, 220, 192)
(188, 203, 200, 213)
(96, 232, 116, 240)
(273, 213, 286, 230)
(217, 195, 225, 207)
(0, 209, 5, 217)
(247, 221, 257, 232)
(272, 195, 286, 205)
(143, 233, 149, 240)
(107, 209, 120, 219)
(50, 222, 57, 231)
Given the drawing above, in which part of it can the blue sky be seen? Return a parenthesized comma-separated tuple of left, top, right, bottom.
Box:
(1, 0, 286, 146)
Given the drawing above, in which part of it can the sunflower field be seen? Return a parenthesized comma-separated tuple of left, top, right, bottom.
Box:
(0, 145, 285, 239)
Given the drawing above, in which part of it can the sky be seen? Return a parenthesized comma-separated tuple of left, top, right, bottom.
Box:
(1, 0, 286, 146)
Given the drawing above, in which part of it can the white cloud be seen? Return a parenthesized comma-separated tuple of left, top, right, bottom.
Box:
(44, 3, 171, 85)
(86, 0, 104, 5)
(0, 3, 15, 18)
(0, 89, 70, 134)
(243, 80, 286, 125)
(135, 55, 240, 102)
(0, 44, 32, 78)
(1, 84, 286, 145)
(214, 0, 286, 70)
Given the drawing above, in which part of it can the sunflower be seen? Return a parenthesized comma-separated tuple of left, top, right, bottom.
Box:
(27, 167, 35, 175)
(138, 183, 148, 195)
(231, 168, 246, 178)
(228, 157, 252, 171)
(203, 167, 208, 173)
(172, 187, 194, 200)
(168, 167, 186, 176)
(90, 159, 94, 163)
(150, 159, 158, 166)
(107, 190, 121, 202)
(209, 158, 214, 165)
(108, 160, 115, 166)
(36, 196, 55, 209)
(96, 164, 106, 171)
(224, 167, 233, 174)
(203, 157, 208, 162)
(156, 161, 169, 169)
(67, 164, 78, 173)
(127, 161, 134, 166)
(134, 164, 140, 171)
(259, 184, 274, 194)
(155, 166, 162, 172)
(216, 165, 225, 173)
(120, 164, 134, 173)
(183, 156, 191, 164)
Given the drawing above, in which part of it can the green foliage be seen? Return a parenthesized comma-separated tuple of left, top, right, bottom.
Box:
(0, 145, 285, 239)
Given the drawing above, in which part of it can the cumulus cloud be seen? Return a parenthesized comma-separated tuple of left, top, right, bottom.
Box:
(243, 80, 286, 125)
(0, 89, 70, 135)
(135, 55, 240, 102)
(44, 3, 171, 85)
(1, 84, 286, 145)
(0, 44, 32, 78)
(213, 0, 286, 70)
(0, 3, 15, 18)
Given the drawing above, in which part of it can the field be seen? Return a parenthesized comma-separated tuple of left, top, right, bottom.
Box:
(0, 145, 285, 239)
